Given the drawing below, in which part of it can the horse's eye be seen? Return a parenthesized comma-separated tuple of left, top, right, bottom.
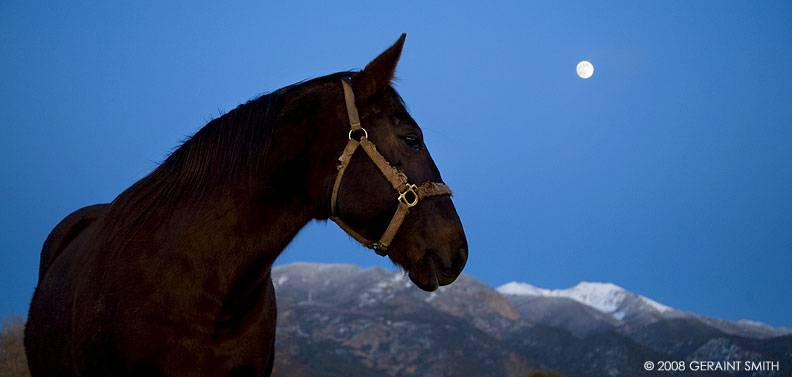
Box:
(401, 135, 421, 150)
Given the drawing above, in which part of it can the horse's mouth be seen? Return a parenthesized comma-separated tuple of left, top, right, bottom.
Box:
(408, 253, 460, 292)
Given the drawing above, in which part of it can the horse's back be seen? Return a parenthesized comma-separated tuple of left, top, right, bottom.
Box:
(27, 202, 278, 377)
(26, 203, 109, 377)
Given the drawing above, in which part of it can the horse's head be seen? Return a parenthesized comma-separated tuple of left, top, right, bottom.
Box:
(328, 34, 467, 292)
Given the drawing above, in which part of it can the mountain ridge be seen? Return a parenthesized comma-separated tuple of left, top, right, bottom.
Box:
(496, 279, 790, 339)
(271, 263, 792, 377)
(277, 262, 790, 336)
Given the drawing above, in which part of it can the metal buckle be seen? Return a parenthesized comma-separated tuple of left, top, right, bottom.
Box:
(348, 127, 368, 141)
(397, 184, 419, 207)
(372, 244, 388, 256)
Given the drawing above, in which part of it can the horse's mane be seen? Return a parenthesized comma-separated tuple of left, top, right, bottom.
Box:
(102, 72, 350, 243)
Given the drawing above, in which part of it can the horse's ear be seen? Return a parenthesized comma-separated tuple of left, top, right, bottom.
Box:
(352, 33, 406, 101)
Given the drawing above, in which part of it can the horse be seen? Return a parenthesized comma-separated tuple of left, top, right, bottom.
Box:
(24, 34, 468, 377)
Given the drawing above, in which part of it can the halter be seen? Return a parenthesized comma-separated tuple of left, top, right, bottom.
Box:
(329, 79, 452, 256)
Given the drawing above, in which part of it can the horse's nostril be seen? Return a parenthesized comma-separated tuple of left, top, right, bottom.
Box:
(454, 244, 468, 273)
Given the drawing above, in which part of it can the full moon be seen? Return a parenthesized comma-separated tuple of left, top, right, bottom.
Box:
(576, 60, 594, 79)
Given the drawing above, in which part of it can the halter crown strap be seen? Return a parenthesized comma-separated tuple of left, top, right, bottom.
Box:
(342, 79, 362, 132)
(330, 79, 452, 256)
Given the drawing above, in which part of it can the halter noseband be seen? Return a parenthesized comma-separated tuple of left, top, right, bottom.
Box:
(329, 79, 452, 256)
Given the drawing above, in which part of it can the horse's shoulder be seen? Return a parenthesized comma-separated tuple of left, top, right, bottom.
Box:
(39, 203, 110, 281)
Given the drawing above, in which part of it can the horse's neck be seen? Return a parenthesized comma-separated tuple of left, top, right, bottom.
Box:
(164, 170, 314, 295)
(113, 83, 339, 293)
(196, 193, 307, 255)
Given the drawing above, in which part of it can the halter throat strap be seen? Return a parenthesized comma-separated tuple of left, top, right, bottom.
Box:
(329, 79, 452, 256)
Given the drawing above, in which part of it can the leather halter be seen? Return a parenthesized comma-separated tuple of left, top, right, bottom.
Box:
(329, 79, 452, 256)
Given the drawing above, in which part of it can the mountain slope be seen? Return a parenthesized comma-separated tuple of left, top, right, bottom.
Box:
(272, 263, 532, 377)
(498, 281, 790, 339)
(498, 281, 679, 324)
(504, 295, 619, 337)
(270, 263, 792, 377)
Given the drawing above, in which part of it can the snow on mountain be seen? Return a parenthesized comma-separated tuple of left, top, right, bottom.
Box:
(497, 281, 672, 320)
(497, 281, 791, 338)
(496, 282, 551, 296)
(559, 282, 630, 314)
(274, 264, 791, 339)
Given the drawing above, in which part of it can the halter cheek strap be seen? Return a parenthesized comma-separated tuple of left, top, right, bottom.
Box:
(329, 79, 452, 256)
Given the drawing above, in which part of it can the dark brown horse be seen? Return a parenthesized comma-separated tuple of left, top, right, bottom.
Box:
(25, 34, 467, 377)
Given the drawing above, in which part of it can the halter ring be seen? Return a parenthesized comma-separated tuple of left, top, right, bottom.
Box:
(397, 184, 420, 207)
(348, 127, 368, 141)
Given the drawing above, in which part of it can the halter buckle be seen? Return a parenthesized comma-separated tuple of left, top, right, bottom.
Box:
(397, 184, 420, 207)
(372, 244, 388, 256)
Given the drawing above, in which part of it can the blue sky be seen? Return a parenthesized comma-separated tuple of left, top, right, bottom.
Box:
(2, 1, 791, 328)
